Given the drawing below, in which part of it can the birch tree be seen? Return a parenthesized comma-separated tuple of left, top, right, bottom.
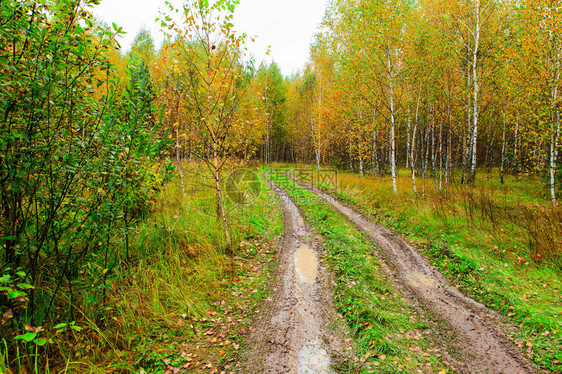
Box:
(160, 0, 255, 248)
(450, 0, 499, 184)
(515, 0, 562, 205)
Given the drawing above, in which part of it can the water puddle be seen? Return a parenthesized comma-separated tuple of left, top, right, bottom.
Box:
(407, 271, 436, 288)
(297, 339, 333, 374)
(294, 245, 318, 285)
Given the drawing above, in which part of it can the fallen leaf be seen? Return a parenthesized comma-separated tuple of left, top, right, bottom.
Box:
(2, 309, 13, 324)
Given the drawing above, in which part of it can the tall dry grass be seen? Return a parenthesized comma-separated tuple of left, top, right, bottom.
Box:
(334, 170, 562, 263)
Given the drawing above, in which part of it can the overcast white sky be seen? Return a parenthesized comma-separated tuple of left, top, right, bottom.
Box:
(92, 0, 328, 76)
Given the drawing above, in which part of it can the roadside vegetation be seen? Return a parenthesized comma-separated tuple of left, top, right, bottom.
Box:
(1, 168, 282, 373)
(307, 167, 561, 372)
(1, 1, 279, 372)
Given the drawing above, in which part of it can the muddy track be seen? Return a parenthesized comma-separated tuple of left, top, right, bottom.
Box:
(293, 177, 537, 374)
(240, 176, 345, 373)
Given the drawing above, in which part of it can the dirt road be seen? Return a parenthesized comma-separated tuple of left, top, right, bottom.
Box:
(240, 178, 345, 373)
(294, 178, 537, 374)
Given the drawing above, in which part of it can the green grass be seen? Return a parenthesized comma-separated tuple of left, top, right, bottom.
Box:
(268, 168, 452, 374)
(0, 165, 283, 373)
(308, 167, 562, 372)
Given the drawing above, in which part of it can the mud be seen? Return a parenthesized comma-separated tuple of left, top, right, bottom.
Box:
(295, 178, 537, 374)
(239, 177, 343, 373)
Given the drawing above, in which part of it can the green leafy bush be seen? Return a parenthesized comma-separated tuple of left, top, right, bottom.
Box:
(0, 1, 171, 369)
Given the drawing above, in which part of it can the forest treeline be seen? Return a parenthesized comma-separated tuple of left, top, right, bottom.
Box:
(276, 0, 561, 204)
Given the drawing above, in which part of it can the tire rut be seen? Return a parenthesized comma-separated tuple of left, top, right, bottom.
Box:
(240, 177, 345, 373)
(294, 178, 537, 374)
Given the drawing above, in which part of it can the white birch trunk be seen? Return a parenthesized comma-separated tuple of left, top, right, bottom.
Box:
(469, 0, 481, 184)
(372, 109, 379, 175)
(462, 58, 472, 184)
(500, 110, 507, 185)
(359, 140, 364, 177)
(388, 53, 397, 194)
(445, 86, 452, 194)
(348, 138, 354, 171)
(411, 89, 421, 197)
(406, 105, 411, 169)
(549, 84, 560, 206)
(439, 119, 443, 191)
(513, 113, 519, 171)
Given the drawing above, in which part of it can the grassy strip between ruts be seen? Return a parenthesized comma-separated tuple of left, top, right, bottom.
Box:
(268, 169, 453, 374)
(0, 166, 283, 374)
(310, 168, 561, 372)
